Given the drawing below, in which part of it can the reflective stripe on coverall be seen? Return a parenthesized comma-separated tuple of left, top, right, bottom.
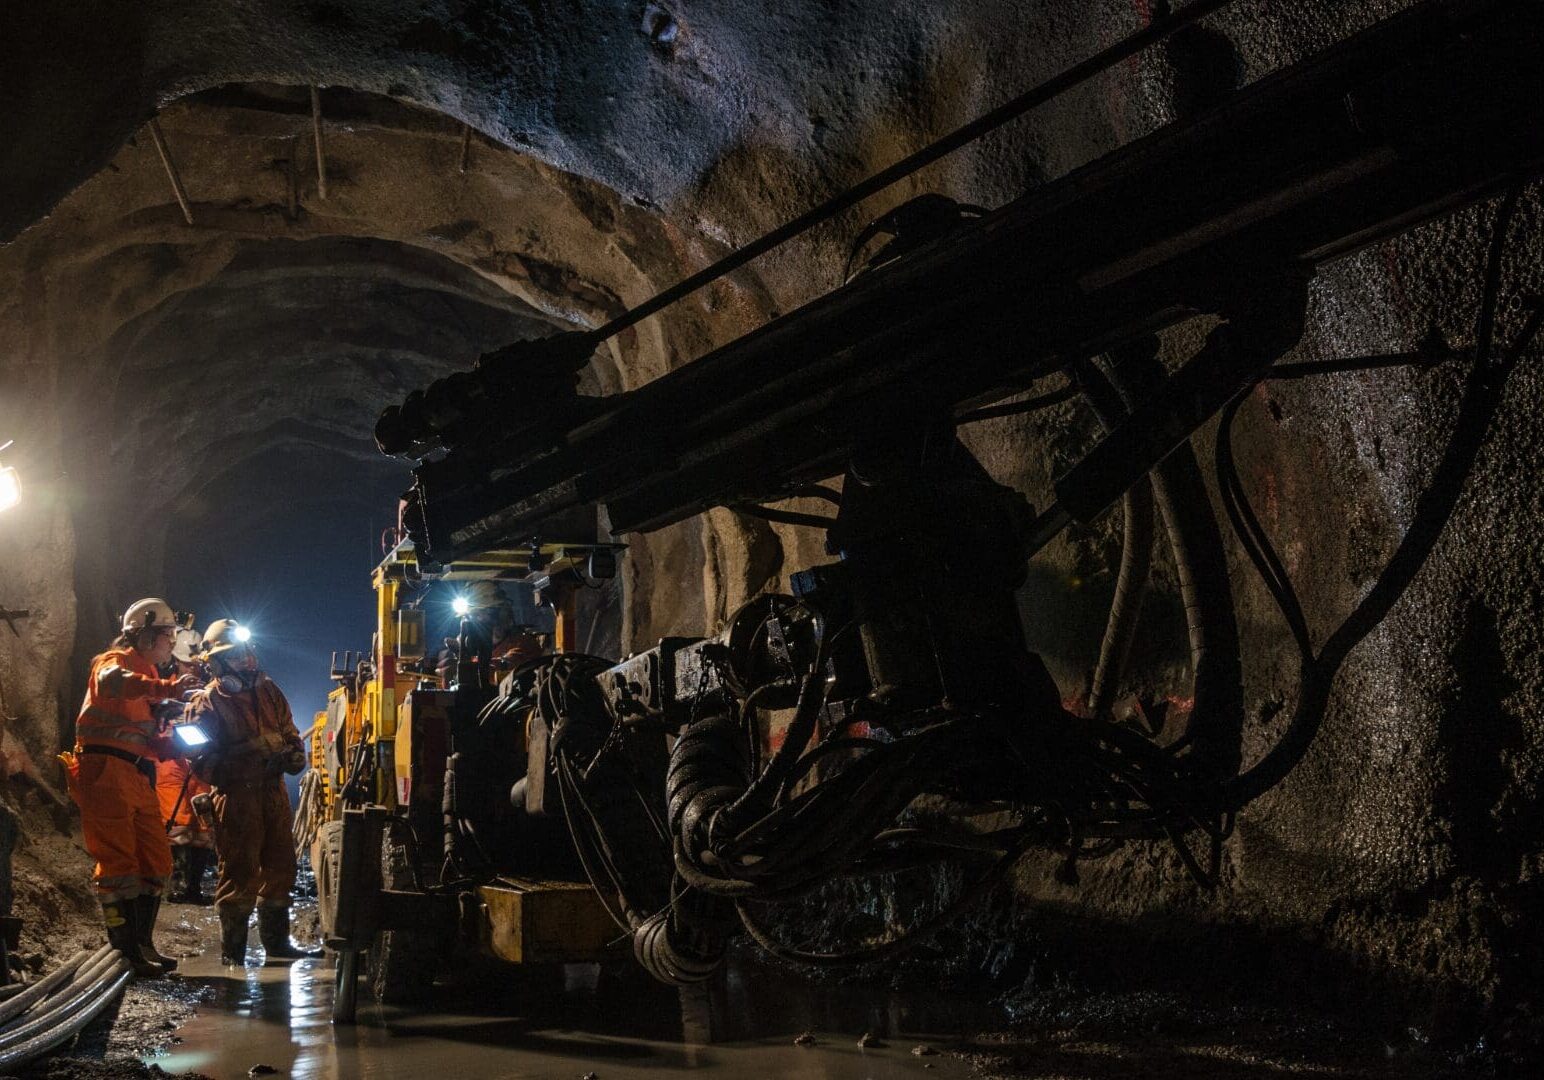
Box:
(62, 647, 178, 900)
(187, 676, 301, 907)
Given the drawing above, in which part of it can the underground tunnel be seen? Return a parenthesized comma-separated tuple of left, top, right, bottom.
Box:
(0, 2, 1542, 1077)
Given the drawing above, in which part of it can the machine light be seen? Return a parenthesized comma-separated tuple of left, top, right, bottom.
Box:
(233, 624, 252, 643)
(0, 466, 19, 513)
(452, 596, 471, 616)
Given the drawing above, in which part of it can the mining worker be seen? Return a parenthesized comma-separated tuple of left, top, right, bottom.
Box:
(157, 755, 215, 904)
(184, 619, 315, 965)
(62, 597, 202, 977)
(155, 627, 216, 905)
(437, 580, 543, 687)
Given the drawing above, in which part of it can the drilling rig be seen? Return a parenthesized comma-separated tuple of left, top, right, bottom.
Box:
(325, 0, 1544, 1019)
(305, 538, 628, 1019)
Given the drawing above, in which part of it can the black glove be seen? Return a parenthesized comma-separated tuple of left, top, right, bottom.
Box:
(281, 745, 307, 776)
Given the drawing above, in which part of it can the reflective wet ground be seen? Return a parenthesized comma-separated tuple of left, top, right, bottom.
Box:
(144, 907, 984, 1079)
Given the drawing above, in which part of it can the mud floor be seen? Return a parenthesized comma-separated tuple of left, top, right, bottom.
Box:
(22, 901, 980, 1079)
(12, 901, 1517, 1080)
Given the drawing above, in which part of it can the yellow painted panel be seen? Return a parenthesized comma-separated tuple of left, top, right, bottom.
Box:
(477, 879, 619, 964)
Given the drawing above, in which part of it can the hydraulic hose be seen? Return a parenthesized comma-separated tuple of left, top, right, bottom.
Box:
(0, 948, 97, 1027)
(0, 949, 121, 1031)
(293, 768, 324, 863)
(1093, 348, 1245, 780)
(1150, 436, 1245, 778)
(632, 889, 733, 986)
(666, 712, 752, 869)
(1076, 352, 1243, 772)
(442, 753, 460, 872)
(734, 833, 1037, 968)
(640, 710, 747, 984)
(0, 959, 132, 1071)
(706, 674, 824, 844)
(653, 684, 927, 981)
(0, 950, 128, 1050)
(1091, 481, 1154, 717)
(1074, 360, 1156, 718)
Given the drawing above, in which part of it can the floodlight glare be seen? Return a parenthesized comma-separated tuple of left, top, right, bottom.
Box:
(452, 596, 471, 616)
(233, 624, 252, 643)
(0, 466, 19, 513)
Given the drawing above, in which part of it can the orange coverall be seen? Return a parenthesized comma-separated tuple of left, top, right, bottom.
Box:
(186, 676, 302, 908)
(156, 757, 213, 848)
(62, 647, 179, 901)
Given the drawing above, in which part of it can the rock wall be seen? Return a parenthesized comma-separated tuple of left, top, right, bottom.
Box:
(1, 0, 1541, 1039)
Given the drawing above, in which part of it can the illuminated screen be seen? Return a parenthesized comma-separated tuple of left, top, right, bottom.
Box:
(174, 724, 210, 747)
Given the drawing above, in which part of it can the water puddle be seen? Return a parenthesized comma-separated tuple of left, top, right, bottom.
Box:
(148, 945, 995, 1079)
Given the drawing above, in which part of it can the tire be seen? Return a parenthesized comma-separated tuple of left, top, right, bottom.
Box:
(333, 947, 360, 1024)
(313, 820, 345, 940)
(365, 823, 445, 1006)
(367, 929, 442, 1005)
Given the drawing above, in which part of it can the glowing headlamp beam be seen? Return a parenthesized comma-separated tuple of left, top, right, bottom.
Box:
(451, 596, 471, 616)
(0, 466, 20, 513)
(233, 624, 252, 643)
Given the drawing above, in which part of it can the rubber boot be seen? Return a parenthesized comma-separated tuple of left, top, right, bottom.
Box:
(219, 904, 252, 966)
(133, 894, 179, 971)
(168, 847, 190, 903)
(103, 899, 170, 978)
(178, 846, 214, 908)
(187, 846, 214, 908)
(258, 903, 320, 962)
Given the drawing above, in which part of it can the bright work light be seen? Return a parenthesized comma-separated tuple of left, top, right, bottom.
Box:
(173, 723, 210, 748)
(452, 596, 471, 616)
(0, 466, 18, 513)
(234, 624, 252, 643)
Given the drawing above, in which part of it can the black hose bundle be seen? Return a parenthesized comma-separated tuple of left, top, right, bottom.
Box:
(632, 886, 736, 985)
(0, 945, 133, 1072)
(549, 187, 1537, 974)
(516, 656, 682, 953)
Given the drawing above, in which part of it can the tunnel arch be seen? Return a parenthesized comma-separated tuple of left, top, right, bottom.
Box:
(1, 80, 799, 733)
(1, 4, 1541, 1042)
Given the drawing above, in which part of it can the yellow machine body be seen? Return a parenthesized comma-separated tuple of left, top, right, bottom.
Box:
(476, 879, 621, 964)
(309, 538, 623, 980)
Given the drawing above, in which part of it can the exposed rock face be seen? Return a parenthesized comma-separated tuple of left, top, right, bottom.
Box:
(1, 0, 1541, 1045)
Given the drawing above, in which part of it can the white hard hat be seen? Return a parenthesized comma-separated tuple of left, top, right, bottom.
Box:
(121, 597, 178, 635)
(201, 618, 252, 659)
(172, 627, 202, 664)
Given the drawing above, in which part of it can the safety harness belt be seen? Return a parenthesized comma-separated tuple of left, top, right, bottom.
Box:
(78, 743, 159, 785)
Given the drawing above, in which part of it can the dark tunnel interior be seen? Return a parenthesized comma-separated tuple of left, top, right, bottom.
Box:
(159, 444, 402, 726)
(1, 3, 1543, 1078)
(57, 236, 569, 743)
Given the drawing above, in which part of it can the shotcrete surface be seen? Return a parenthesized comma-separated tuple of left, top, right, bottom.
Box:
(2, 0, 1542, 1051)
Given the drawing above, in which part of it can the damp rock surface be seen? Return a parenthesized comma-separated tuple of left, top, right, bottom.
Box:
(0, 0, 1541, 1056)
